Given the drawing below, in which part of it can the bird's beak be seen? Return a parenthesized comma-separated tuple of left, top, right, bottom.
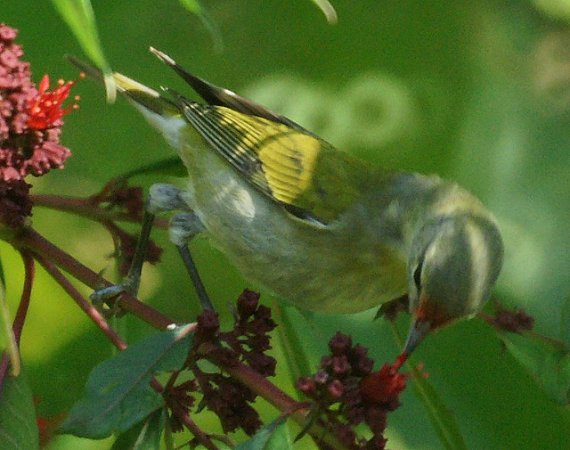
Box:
(403, 319, 431, 355)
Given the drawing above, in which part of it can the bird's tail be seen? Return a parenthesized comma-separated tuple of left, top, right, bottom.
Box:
(67, 54, 180, 118)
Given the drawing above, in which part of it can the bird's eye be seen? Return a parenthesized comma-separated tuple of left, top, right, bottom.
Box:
(413, 261, 423, 290)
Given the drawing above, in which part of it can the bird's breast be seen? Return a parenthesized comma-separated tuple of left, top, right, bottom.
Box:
(182, 150, 408, 313)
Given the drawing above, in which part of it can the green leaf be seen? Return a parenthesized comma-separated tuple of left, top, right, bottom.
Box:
(0, 373, 40, 450)
(235, 417, 291, 450)
(117, 156, 187, 181)
(111, 408, 166, 450)
(410, 366, 468, 450)
(273, 304, 313, 397)
(499, 331, 570, 405)
(51, 0, 116, 100)
(310, 0, 338, 24)
(60, 325, 193, 439)
(389, 321, 467, 449)
(178, 0, 223, 51)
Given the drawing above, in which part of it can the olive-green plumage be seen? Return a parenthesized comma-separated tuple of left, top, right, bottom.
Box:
(74, 48, 504, 354)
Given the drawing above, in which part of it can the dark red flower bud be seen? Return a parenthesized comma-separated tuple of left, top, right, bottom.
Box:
(237, 289, 260, 318)
(327, 379, 345, 399)
(329, 331, 352, 355)
(297, 376, 316, 395)
(332, 355, 351, 376)
(494, 306, 534, 333)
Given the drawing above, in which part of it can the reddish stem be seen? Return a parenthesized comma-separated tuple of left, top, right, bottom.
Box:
(34, 254, 127, 351)
(31, 194, 169, 228)
(0, 251, 36, 392)
(0, 357, 8, 395)
(179, 412, 219, 450)
(20, 251, 188, 396)
(14, 227, 174, 330)
(12, 251, 35, 344)
(205, 344, 297, 412)
(201, 342, 349, 450)
(30, 254, 202, 440)
(4, 219, 349, 447)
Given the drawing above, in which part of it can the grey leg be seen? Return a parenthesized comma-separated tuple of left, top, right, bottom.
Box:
(169, 213, 213, 311)
(90, 183, 192, 304)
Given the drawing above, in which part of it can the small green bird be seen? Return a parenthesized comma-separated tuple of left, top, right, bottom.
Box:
(77, 48, 504, 355)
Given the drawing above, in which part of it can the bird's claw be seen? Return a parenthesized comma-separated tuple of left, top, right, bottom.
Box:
(90, 278, 139, 317)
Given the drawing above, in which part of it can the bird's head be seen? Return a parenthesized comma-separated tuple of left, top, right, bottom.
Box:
(403, 212, 503, 355)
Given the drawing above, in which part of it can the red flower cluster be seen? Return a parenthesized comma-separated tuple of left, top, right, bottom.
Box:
(0, 23, 78, 181)
(0, 23, 78, 227)
(27, 74, 78, 131)
(297, 332, 408, 450)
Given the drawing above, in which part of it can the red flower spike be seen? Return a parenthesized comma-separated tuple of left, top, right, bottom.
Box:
(296, 334, 408, 448)
(0, 24, 77, 182)
(26, 74, 80, 130)
(360, 361, 407, 406)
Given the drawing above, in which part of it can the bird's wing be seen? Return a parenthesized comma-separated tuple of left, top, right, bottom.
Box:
(70, 49, 380, 225)
(172, 94, 373, 225)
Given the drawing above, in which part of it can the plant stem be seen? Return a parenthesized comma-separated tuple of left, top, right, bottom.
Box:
(34, 254, 127, 351)
(0, 251, 35, 386)
(202, 341, 350, 450)
(31, 193, 169, 228)
(179, 412, 219, 450)
(14, 227, 174, 330)
(12, 251, 34, 345)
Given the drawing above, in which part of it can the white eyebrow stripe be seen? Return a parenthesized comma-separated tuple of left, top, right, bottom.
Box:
(465, 220, 490, 311)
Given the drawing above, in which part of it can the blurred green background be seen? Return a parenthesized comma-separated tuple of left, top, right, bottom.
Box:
(2, 0, 570, 448)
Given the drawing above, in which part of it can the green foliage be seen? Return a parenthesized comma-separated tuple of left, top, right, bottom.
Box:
(408, 365, 468, 450)
(50, 0, 105, 68)
(178, 0, 223, 52)
(60, 326, 192, 439)
(499, 331, 570, 405)
(110, 409, 166, 450)
(235, 417, 291, 450)
(50, 0, 115, 100)
(309, 0, 338, 24)
(0, 373, 39, 450)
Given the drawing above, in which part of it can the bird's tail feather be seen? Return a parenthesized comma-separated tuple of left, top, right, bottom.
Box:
(66, 55, 178, 117)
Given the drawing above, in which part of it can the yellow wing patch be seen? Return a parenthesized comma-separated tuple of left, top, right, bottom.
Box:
(257, 132, 320, 204)
(181, 102, 326, 215)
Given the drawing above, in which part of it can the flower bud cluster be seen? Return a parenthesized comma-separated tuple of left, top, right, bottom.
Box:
(169, 290, 277, 436)
(0, 23, 78, 227)
(492, 305, 534, 333)
(297, 332, 408, 450)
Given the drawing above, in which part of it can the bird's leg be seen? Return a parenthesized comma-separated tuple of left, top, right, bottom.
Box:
(168, 212, 213, 311)
(90, 183, 192, 310)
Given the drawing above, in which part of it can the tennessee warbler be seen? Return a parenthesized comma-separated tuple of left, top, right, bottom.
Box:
(74, 48, 503, 355)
